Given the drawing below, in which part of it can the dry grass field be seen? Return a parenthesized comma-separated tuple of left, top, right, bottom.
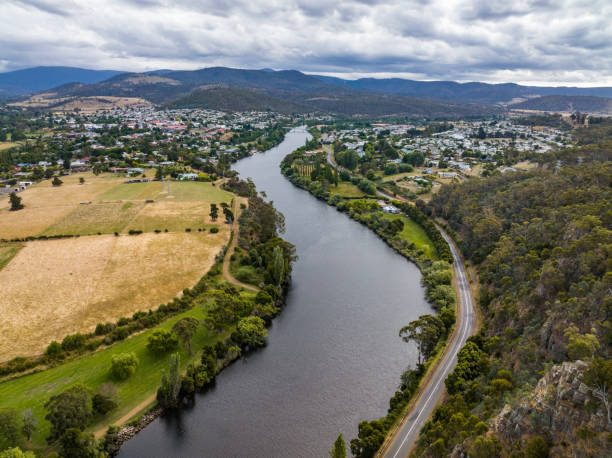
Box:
(0, 230, 229, 361)
(0, 174, 236, 361)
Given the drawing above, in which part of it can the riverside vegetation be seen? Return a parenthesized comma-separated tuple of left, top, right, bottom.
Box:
(0, 178, 295, 457)
(280, 134, 458, 457)
(409, 120, 612, 457)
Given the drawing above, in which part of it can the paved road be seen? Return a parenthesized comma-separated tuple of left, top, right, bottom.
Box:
(379, 228, 477, 458)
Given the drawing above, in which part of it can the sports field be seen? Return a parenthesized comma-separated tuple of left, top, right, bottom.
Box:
(0, 173, 234, 361)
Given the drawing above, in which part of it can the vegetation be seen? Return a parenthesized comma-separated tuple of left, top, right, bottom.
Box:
(109, 353, 139, 380)
(411, 129, 612, 455)
(8, 193, 23, 211)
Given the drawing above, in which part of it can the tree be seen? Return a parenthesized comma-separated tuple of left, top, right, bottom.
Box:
(330, 433, 347, 458)
(583, 358, 612, 426)
(59, 428, 100, 458)
(0, 408, 20, 449)
(0, 448, 35, 458)
(271, 245, 285, 286)
(44, 383, 93, 442)
(52, 176, 63, 187)
(565, 326, 600, 360)
(232, 316, 267, 348)
(147, 329, 179, 355)
(210, 203, 219, 221)
(172, 317, 200, 355)
(9, 192, 23, 211)
(469, 435, 501, 458)
(109, 352, 139, 380)
(223, 206, 234, 224)
(523, 436, 549, 458)
(157, 353, 181, 409)
(92, 383, 118, 415)
(399, 315, 445, 365)
(79, 177, 85, 184)
(92, 163, 103, 176)
(21, 409, 37, 441)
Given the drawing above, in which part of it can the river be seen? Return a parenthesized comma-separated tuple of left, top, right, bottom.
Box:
(118, 127, 432, 457)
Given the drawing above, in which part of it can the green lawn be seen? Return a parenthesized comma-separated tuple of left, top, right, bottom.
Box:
(0, 242, 22, 271)
(0, 302, 238, 452)
(382, 213, 438, 259)
(330, 182, 366, 198)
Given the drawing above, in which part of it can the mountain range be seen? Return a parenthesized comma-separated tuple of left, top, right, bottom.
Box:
(1, 66, 611, 117)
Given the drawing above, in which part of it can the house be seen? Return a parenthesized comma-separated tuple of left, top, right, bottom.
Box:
(439, 172, 458, 178)
(381, 204, 400, 214)
(178, 173, 199, 181)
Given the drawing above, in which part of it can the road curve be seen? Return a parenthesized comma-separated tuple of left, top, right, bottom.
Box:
(379, 227, 477, 458)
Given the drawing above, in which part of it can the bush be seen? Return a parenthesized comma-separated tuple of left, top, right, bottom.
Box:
(147, 330, 179, 355)
(44, 341, 64, 360)
(109, 352, 139, 380)
(210, 227, 219, 233)
(61, 334, 87, 352)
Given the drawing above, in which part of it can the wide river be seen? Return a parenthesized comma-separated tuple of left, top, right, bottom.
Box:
(118, 127, 432, 457)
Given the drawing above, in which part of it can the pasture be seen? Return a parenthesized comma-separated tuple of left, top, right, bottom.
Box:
(0, 173, 235, 361)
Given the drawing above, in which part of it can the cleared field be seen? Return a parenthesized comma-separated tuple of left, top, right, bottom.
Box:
(0, 141, 19, 150)
(167, 181, 232, 202)
(382, 213, 438, 259)
(331, 182, 367, 198)
(0, 230, 230, 361)
(0, 242, 22, 270)
(42, 202, 145, 236)
(0, 174, 126, 239)
(98, 181, 164, 201)
(125, 201, 216, 233)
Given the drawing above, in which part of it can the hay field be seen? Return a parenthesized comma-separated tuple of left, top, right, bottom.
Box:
(0, 173, 125, 238)
(0, 230, 229, 361)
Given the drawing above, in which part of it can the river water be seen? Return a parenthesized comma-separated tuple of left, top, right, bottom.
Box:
(118, 127, 432, 457)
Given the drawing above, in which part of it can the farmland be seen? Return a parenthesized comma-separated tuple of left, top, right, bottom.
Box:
(0, 173, 234, 361)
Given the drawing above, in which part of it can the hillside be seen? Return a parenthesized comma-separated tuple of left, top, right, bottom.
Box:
(18, 67, 499, 118)
(165, 86, 311, 113)
(0, 66, 124, 96)
(412, 122, 612, 456)
(316, 76, 612, 105)
(511, 95, 612, 114)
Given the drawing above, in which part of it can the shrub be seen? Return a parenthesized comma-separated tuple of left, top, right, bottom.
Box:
(210, 227, 219, 233)
(147, 330, 179, 355)
(44, 341, 64, 360)
(110, 353, 139, 380)
(61, 334, 87, 352)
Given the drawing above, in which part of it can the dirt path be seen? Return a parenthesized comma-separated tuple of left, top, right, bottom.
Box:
(93, 393, 156, 439)
(222, 198, 259, 293)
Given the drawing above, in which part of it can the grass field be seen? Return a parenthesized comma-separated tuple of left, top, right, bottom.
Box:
(0, 242, 22, 271)
(331, 182, 367, 198)
(0, 141, 19, 150)
(382, 213, 438, 259)
(0, 302, 237, 453)
(0, 230, 230, 361)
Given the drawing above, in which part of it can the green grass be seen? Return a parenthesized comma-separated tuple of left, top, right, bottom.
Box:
(330, 182, 366, 198)
(0, 242, 22, 271)
(0, 302, 237, 452)
(42, 202, 145, 236)
(98, 181, 164, 201)
(382, 213, 438, 259)
(167, 181, 232, 202)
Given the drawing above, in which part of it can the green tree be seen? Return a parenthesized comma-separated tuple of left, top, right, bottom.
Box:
(523, 435, 549, 458)
(330, 433, 347, 458)
(157, 353, 181, 409)
(271, 245, 285, 286)
(9, 192, 23, 211)
(469, 435, 501, 457)
(52, 176, 63, 187)
(59, 428, 101, 458)
(232, 316, 267, 348)
(109, 352, 139, 380)
(171, 317, 200, 355)
(92, 383, 118, 415)
(399, 315, 445, 365)
(147, 329, 179, 355)
(0, 408, 20, 449)
(21, 409, 37, 441)
(0, 448, 35, 458)
(583, 358, 612, 426)
(209, 203, 219, 221)
(79, 177, 85, 184)
(44, 383, 93, 442)
(565, 326, 600, 360)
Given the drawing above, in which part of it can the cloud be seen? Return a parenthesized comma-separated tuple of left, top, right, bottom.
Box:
(0, 0, 610, 86)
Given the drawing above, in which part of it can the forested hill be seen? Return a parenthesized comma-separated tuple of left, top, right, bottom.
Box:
(414, 122, 612, 456)
(511, 95, 612, 114)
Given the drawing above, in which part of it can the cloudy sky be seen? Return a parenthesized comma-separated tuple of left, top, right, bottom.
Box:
(1, 0, 611, 86)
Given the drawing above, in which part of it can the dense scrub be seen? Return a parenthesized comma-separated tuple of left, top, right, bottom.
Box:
(415, 149, 612, 455)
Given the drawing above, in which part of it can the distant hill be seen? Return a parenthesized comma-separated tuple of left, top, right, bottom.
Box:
(31, 67, 499, 118)
(315, 76, 612, 105)
(510, 95, 612, 114)
(0, 66, 124, 96)
(165, 86, 312, 113)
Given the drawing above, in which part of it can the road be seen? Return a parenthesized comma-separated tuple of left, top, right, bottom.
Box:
(379, 228, 477, 458)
